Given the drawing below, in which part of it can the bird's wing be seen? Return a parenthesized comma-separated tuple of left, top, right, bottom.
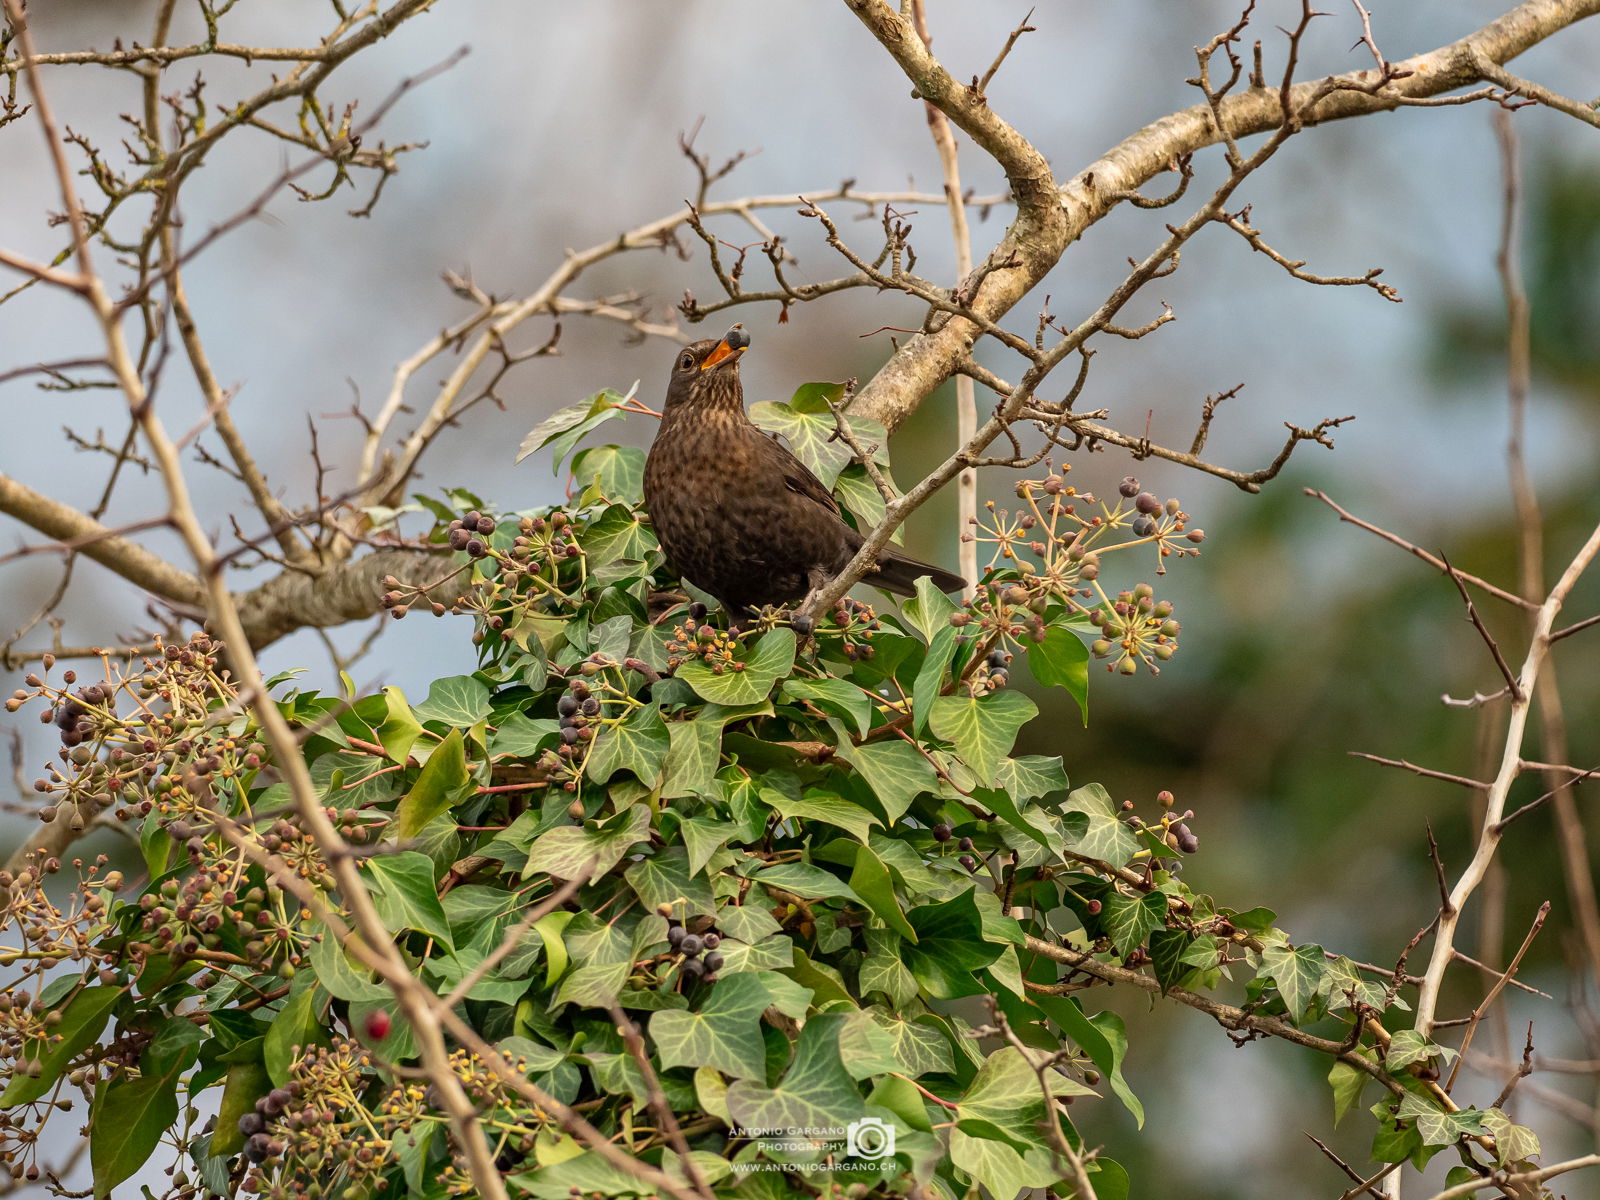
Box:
(756, 431, 842, 516)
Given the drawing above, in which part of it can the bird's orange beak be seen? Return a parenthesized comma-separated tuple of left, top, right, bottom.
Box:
(700, 324, 750, 370)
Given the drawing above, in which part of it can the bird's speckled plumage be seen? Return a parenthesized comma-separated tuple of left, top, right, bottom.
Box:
(642, 329, 965, 615)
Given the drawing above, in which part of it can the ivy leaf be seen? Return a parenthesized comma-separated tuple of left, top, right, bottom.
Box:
(413, 675, 492, 728)
(365, 851, 453, 949)
(570, 444, 646, 507)
(831, 738, 937, 824)
(1328, 1056, 1372, 1127)
(264, 989, 330, 1087)
(1101, 891, 1167, 958)
(1259, 943, 1329, 1022)
(860, 932, 919, 1008)
(583, 503, 659, 567)
(902, 889, 1003, 999)
(651, 973, 777, 1081)
(1480, 1108, 1540, 1165)
(1061, 783, 1139, 867)
(517, 387, 630, 472)
(525, 805, 651, 882)
(625, 847, 717, 914)
(929, 691, 1037, 786)
(489, 713, 559, 758)
(992, 755, 1069, 800)
(677, 628, 796, 706)
(585, 702, 670, 786)
(725, 1014, 866, 1162)
(957, 1045, 1096, 1155)
(1, 985, 120, 1105)
(91, 1018, 202, 1199)
(903, 574, 961, 644)
(376, 686, 425, 764)
(1026, 624, 1090, 725)
(869, 1010, 954, 1077)
(1148, 927, 1193, 994)
(745, 860, 862, 904)
(769, 791, 882, 844)
(553, 960, 630, 1010)
(661, 718, 723, 799)
(911, 624, 958, 737)
(1030, 994, 1144, 1127)
(309, 920, 390, 1001)
(847, 845, 917, 941)
(749, 382, 887, 490)
(781, 678, 873, 738)
(394, 727, 470, 841)
(1384, 1029, 1454, 1072)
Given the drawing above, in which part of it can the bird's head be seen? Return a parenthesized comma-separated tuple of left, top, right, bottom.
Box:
(662, 325, 750, 416)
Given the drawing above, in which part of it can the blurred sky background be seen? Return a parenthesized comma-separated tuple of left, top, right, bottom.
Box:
(3, 2, 1599, 1197)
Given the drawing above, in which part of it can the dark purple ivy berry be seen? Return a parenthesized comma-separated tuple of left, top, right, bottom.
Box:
(703, 951, 724, 973)
(1119, 476, 1140, 498)
(1131, 516, 1156, 538)
(701, 932, 720, 950)
(679, 934, 704, 956)
(556, 695, 578, 717)
(1135, 491, 1161, 514)
(667, 925, 686, 947)
(932, 824, 952, 843)
(958, 836, 974, 852)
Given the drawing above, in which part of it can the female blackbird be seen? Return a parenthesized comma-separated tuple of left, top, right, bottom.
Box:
(642, 326, 965, 616)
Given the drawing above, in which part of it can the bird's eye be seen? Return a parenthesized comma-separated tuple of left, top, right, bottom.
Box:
(678, 352, 694, 371)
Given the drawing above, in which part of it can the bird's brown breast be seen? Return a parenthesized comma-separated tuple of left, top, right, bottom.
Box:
(644, 409, 848, 611)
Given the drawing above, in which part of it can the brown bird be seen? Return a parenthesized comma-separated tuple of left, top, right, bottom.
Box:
(642, 325, 965, 617)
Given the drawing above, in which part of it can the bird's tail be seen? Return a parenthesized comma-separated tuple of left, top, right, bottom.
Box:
(863, 547, 966, 598)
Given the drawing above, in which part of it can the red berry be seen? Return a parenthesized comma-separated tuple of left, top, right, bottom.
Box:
(364, 1010, 392, 1041)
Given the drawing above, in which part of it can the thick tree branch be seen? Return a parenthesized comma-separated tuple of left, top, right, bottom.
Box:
(0, 473, 204, 608)
(846, 0, 1600, 432)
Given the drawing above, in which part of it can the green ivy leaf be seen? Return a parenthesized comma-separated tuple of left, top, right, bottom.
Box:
(526, 805, 651, 882)
(264, 989, 330, 1087)
(831, 738, 937, 824)
(929, 690, 1037, 786)
(1, 985, 120, 1105)
(1102, 891, 1167, 958)
(911, 624, 958, 738)
(847, 846, 917, 941)
(570, 444, 646, 507)
(749, 382, 887, 490)
(1148, 927, 1193, 994)
(902, 890, 1003, 999)
(1061, 783, 1139, 867)
(365, 851, 454, 949)
(583, 503, 659, 567)
(1328, 1056, 1372, 1127)
(1027, 624, 1090, 725)
(376, 685, 425, 764)
(517, 388, 630, 472)
(677, 628, 796, 706)
(651, 973, 778, 1081)
(413, 675, 492, 728)
(781, 678, 873, 738)
(661, 718, 723, 799)
(725, 1014, 866, 1162)
(1030, 994, 1144, 1127)
(957, 1045, 1095, 1154)
(585, 702, 670, 786)
(770, 791, 882, 844)
(1259, 943, 1329, 1023)
(625, 847, 717, 914)
(91, 1018, 202, 1199)
(395, 727, 470, 841)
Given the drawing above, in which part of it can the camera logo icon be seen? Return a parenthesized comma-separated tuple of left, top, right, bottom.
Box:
(845, 1117, 896, 1161)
